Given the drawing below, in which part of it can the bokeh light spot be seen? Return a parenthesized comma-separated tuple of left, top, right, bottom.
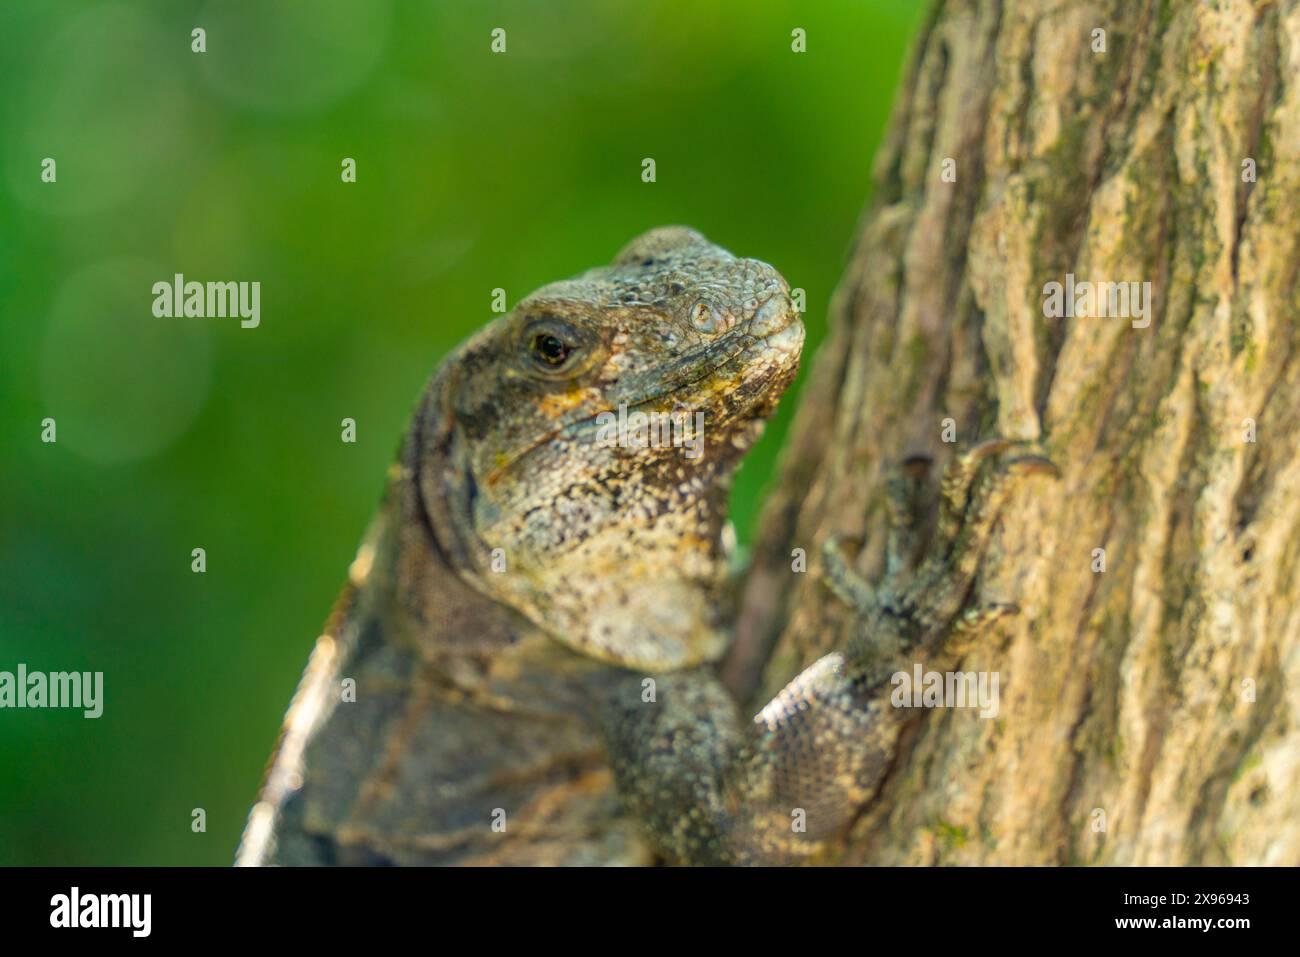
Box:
(39, 260, 213, 465)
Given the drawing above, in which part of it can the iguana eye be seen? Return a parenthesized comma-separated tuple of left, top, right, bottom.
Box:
(533, 333, 572, 366)
(521, 317, 586, 376)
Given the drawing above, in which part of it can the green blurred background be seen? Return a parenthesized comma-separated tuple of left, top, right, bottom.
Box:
(0, 0, 923, 864)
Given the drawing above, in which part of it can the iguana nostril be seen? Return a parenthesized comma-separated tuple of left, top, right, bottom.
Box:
(691, 301, 721, 334)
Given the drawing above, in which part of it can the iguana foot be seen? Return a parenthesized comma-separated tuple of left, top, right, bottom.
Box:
(823, 440, 1057, 667)
(906, 440, 1057, 639)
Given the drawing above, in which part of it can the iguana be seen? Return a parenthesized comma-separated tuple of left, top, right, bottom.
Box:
(236, 226, 1053, 866)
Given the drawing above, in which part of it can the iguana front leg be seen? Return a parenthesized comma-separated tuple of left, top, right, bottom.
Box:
(605, 442, 1055, 864)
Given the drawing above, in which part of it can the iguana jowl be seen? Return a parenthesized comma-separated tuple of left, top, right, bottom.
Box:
(237, 226, 1050, 865)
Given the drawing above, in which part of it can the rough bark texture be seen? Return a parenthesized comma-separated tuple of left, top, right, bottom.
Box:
(732, 0, 1300, 865)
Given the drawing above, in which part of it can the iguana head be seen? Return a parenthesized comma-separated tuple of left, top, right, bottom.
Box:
(416, 226, 803, 671)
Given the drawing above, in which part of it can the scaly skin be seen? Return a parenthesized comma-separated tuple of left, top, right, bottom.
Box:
(237, 227, 1049, 866)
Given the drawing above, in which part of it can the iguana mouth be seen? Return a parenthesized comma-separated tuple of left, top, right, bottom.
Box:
(482, 315, 804, 486)
(566, 305, 804, 433)
(580, 335, 756, 421)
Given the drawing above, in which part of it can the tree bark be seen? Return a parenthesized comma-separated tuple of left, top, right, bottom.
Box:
(730, 0, 1300, 865)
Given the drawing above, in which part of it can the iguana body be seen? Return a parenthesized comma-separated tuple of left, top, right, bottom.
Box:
(237, 227, 1048, 865)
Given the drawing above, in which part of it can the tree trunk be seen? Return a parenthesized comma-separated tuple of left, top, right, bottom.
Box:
(729, 0, 1300, 865)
